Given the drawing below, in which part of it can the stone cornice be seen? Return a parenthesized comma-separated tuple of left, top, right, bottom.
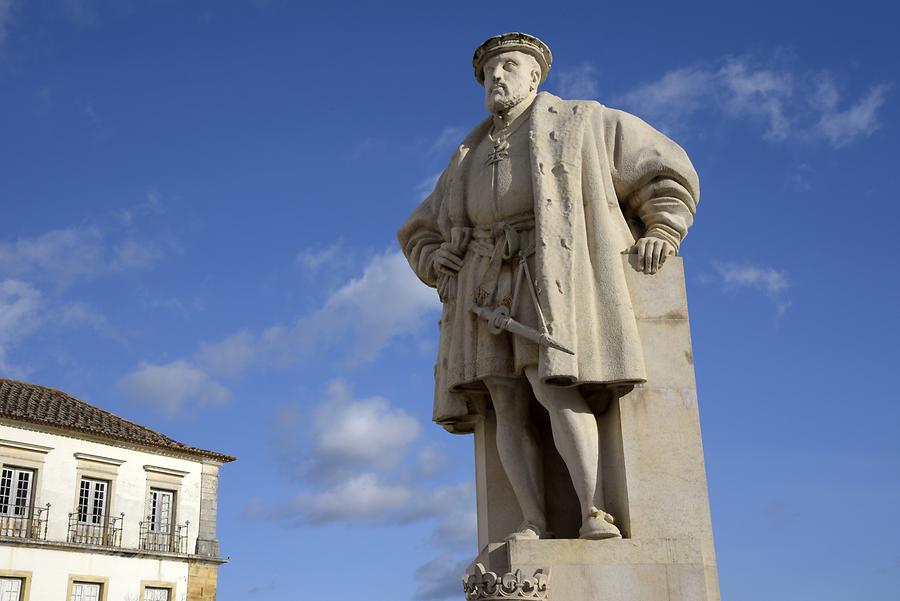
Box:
(0, 439, 53, 454)
(0, 535, 229, 565)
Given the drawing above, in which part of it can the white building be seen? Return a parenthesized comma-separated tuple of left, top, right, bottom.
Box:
(0, 378, 234, 601)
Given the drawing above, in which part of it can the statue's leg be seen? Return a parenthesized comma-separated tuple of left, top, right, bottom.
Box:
(483, 375, 547, 539)
(523, 366, 621, 539)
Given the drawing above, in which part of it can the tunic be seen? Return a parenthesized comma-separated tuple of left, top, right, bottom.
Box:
(453, 109, 540, 390)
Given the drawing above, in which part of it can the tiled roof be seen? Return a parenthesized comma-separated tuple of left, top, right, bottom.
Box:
(0, 378, 235, 463)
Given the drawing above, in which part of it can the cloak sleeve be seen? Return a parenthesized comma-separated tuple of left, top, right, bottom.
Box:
(397, 167, 450, 288)
(599, 107, 700, 250)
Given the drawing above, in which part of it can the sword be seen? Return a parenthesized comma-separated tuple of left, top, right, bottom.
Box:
(468, 304, 575, 355)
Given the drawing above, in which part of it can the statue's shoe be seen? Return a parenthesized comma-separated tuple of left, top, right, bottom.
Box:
(578, 507, 622, 540)
(505, 521, 547, 541)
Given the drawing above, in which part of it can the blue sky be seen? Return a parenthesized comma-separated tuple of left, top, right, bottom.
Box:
(1, 1, 898, 599)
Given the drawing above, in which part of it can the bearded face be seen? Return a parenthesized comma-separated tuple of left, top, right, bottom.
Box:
(482, 51, 540, 115)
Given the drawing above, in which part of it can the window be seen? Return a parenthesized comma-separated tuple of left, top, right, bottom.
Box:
(0, 468, 34, 537)
(143, 488, 176, 551)
(143, 587, 170, 601)
(148, 489, 174, 534)
(72, 478, 110, 545)
(71, 581, 101, 601)
(0, 577, 22, 601)
(77, 478, 107, 525)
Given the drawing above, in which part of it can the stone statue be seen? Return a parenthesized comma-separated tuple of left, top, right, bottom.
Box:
(398, 33, 699, 542)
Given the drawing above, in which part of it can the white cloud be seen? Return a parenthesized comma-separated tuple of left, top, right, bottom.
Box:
(268, 249, 439, 364)
(0, 227, 105, 283)
(815, 83, 888, 147)
(428, 127, 465, 156)
(0, 280, 42, 342)
(119, 360, 230, 416)
(296, 241, 342, 272)
(0, 0, 14, 47)
(614, 57, 885, 147)
(617, 66, 714, 131)
(309, 249, 439, 362)
(113, 239, 162, 270)
(415, 172, 442, 201)
(0, 225, 163, 286)
(267, 476, 473, 527)
(197, 329, 257, 377)
(715, 262, 790, 314)
(719, 60, 793, 140)
(52, 301, 117, 339)
(121, 248, 438, 416)
(283, 473, 419, 525)
(0, 278, 120, 375)
(554, 63, 600, 100)
(0, 279, 42, 377)
(312, 380, 420, 474)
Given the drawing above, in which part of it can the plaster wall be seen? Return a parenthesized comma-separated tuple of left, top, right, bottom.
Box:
(0, 545, 188, 600)
(0, 423, 203, 552)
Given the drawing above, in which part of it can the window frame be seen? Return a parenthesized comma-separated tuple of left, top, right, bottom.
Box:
(66, 576, 108, 601)
(0, 439, 49, 526)
(0, 571, 31, 601)
(140, 580, 176, 601)
(147, 488, 176, 534)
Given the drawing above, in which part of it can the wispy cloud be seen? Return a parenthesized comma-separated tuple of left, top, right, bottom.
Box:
(719, 60, 793, 140)
(428, 127, 464, 156)
(197, 329, 257, 377)
(262, 248, 439, 365)
(617, 66, 714, 132)
(0, 278, 118, 377)
(295, 241, 343, 272)
(553, 63, 600, 99)
(414, 172, 442, 202)
(715, 262, 790, 314)
(122, 248, 439, 416)
(0, 224, 164, 287)
(0, 279, 42, 377)
(814, 77, 889, 147)
(119, 360, 230, 416)
(615, 57, 887, 147)
(0, 0, 14, 48)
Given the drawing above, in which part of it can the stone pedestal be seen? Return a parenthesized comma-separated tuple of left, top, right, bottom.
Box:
(470, 256, 720, 600)
(471, 537, 716, 601)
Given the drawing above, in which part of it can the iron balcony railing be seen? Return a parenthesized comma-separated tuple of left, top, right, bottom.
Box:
(138, 519, 189, 554)
(67, 512, 124, 547)
(0, 503, 50, 540)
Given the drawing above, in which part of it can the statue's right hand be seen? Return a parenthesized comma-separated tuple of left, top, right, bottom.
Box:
(433, 246, 464, 275)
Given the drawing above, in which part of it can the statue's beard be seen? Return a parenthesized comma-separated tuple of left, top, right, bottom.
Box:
(485, 88, 531, 115)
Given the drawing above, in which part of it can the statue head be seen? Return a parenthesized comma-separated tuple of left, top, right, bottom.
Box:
(472, 32, 552, 115)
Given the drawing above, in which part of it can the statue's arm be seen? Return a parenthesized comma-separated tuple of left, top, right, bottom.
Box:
(397, 170, 450, 288)
(598, 107, 700, 272)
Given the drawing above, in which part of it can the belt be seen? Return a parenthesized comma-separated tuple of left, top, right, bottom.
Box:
(471, 213, 535, 306)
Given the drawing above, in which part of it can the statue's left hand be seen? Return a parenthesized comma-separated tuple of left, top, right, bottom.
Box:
(629, 236, 675, 275)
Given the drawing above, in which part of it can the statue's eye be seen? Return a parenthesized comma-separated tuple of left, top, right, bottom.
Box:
(504, 61, 516, 71)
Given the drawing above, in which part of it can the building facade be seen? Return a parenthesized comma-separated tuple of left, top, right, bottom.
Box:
(0, 379, 235, 601)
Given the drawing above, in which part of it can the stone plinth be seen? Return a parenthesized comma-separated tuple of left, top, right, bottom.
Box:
(471, 537, 717, 601)
(471, 256, 719, 600)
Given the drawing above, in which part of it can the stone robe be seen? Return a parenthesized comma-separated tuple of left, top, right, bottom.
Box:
(398, 92, 699, 433)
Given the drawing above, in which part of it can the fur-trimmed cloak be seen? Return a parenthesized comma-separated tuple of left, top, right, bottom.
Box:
(398, 92, 699, 433)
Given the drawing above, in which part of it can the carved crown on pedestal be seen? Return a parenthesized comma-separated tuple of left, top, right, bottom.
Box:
(462, 563, 550, 601)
